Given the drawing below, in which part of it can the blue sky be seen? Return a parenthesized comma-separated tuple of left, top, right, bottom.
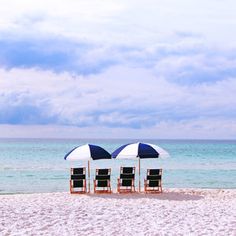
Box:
(0, 0, 236, 139)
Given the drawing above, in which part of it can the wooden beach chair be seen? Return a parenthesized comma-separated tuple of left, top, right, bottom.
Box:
(144, 169, 162, 193)
(94, 168, 112, 193)
(117, 167, 136, 193)
(70, 167, 87, 194)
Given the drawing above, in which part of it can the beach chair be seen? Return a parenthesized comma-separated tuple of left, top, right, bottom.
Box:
(144, 169, 162, 193)
(70, 167, 87, 194)
(117, 167, 136, 193)
(94, 168, 111, 193)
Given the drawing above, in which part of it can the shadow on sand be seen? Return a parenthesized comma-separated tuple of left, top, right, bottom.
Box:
(89, 191, 203, 201)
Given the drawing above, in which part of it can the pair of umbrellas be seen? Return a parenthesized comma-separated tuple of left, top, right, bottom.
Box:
(64, 142, 169, 192)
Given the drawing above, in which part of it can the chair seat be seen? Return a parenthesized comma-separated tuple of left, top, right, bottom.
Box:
(148, 180, 161, 187)
(96, 180, 109, 187)
(121, 179, 133, 187)
(73, 179, 85, 188)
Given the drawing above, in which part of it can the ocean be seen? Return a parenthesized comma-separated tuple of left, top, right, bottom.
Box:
(0, 138, 235, 194)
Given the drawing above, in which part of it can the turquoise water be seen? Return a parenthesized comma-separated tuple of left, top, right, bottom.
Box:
(0, 138, 235, 194)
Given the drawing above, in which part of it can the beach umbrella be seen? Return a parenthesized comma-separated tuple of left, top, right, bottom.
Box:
(64, 144, 111, 192)
(111, 142, 169, 192)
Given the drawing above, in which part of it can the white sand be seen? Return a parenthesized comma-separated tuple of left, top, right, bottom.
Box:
(0, 189, 235, 236)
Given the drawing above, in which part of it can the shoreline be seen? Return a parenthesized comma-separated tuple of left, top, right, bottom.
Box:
(1, 187, 236, 195)
(1, 188, 236, 235)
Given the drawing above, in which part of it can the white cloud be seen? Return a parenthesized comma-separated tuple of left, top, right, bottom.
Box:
(0, 65, 236, 138)
(0, 0, 236, 138)
(0, 0, 236, 46)
(1, 117, 236, 139)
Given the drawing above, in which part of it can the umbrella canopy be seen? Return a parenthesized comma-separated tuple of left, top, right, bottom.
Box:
(111, 142, 169, 159)
(64, 144, 111, 161)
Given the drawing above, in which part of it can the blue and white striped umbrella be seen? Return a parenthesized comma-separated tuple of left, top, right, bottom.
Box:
(112, 142, 169, 192)
(64, 144, 111, 161)
(111, 142, 169, 159)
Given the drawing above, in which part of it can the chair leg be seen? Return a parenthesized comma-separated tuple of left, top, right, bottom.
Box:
(70, 180, 73, 193)
(108, 181, 111, 193)
(117, 179, 120, 193)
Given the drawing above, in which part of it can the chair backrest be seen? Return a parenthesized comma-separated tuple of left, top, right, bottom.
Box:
(120, 167, 135, 179)
(71, 167, 86, 180)
(95, 168, 111, 180)
(122, 167, 135, 174)
(148, 169, 161, 176)
(146, 169, 162, 181)
(72, 167, 85, 175)
(97, 168, 110, 175)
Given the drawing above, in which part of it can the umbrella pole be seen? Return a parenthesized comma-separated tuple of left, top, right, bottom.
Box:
(139, 158, 141, 192)
(88, 160, 90, 193)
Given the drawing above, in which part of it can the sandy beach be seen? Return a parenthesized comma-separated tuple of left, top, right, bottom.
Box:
(0, 189, 235, 236)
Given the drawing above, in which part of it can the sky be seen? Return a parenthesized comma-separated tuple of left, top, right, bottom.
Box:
(0, 0, 236, 139)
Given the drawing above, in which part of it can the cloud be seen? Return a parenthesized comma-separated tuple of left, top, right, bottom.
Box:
(1, 117, 236, 139)
(1, 35, 236, 85)
(0, 66, 236, 136)
(0, 0, 236, 138)
(153, 53, 236, 85)
(0, 37, 119, 75)
(1, 0, 236, 46)
(0, 104, 56, 124)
